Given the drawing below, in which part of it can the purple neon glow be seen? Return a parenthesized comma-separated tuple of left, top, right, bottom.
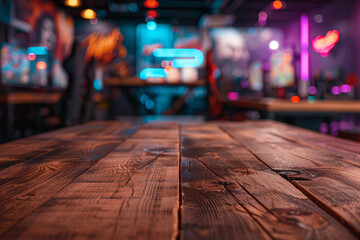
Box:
(300, 14, 309, 82)
(308, 86, 317, 95)
(340, 84, 351, 93)
(331, 86, 340, 95)
(227, 92, 239, 101)
(319, 122, 328, 134)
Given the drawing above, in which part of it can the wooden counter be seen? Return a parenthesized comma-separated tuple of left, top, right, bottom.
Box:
(226, 97, 360, 112)
(1, 120, 360, 239)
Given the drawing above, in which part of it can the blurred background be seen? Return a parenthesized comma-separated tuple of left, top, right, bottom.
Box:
(1, 0, 360, 142)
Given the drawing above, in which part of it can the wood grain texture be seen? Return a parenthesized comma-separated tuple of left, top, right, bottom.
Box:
(1, 120, 360, 239)
(222, 120, 360, 236)
(0, 122, 138, 236)
(181, 124, 355, 239)
(1, 122, 180, 240)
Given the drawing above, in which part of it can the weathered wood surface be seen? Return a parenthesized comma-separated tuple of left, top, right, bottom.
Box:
(1, 120, 360, 239)
(1, 122, 179, 240)
(181, 124, 355, 239)
(0, 121, 138, 236)
(222, 120, 360, 236)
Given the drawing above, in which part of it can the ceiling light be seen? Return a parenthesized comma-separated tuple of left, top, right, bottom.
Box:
(272, 1, 283, 10)
(81, 9, 96, 19)
(64, 0, 81, 7)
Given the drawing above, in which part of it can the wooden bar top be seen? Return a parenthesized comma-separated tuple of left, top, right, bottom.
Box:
(1, 120, 360, 239)
(226, 97, 360, 113)
(0, 92, 62, 104)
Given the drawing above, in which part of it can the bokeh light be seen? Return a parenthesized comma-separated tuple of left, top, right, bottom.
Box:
(64, 0, 81, 7)
(36, 61, 47, 70)
(314, 14, 323, 23)
(272, 0, 283, 10)
(27, 53, 36, 61)
(269, 40, 279, 50)
(308, 86, 317, 95)
(331, 86, 340, 95)
(146, 21, 157, 30)
(81, 9, 96, 19)
(147, 10, 158, 18)
(227, 92, 239, 101)
(291, 96, 300, 103)
(144, 0, 159, 8)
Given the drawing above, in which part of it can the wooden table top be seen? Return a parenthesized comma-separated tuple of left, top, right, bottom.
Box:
(226, 97, 360, 113)
(1, 120, 360, 239)
(105, 77, 206, 87)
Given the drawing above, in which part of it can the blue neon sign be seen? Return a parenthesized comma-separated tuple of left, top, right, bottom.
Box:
(140, 48, 204, 80)
(27, 46, 48, 55)
(140, 68, 167, 80)
(153, 48, 204, 68)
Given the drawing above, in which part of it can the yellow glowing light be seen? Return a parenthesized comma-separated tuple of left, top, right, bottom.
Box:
(64, 0, 81, 7)
(81, 9, 96, 19)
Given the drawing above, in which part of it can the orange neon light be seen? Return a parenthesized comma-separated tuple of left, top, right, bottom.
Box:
(272, 0, 283, 9)
(36, 61, 47, 70)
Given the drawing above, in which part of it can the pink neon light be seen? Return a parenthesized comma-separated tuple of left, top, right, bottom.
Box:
(312, 30, 339, 57)
(331, 86, 340, 95)
(308, 86, 317, 95)
(340, 84, 351, 93)
(227, 92, 239, 101)
(300, 14, 309, 82)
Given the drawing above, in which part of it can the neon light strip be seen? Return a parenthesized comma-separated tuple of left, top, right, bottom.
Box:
(153, 48, 204, 68)
(140, 68, 167, 80)
(27, 46, 48, 55)
(300, 14, 309, 82)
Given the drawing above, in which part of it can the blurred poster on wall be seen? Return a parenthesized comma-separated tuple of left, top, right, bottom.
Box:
(210, 28, 283, 93)
(1, 43, 30, 86)
(12, 0, 74, 88)
(269, 49, 295, 87)
(76, 20, 134, 78)
(249, 61, 263, 91)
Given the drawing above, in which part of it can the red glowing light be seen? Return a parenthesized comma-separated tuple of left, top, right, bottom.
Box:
(272, 0, 283, 9)
(312, 30, 340, 57)
(291, 96, 300, 103)
(147, 10, 158, 18)
(144, 0, 159, 8)
(36, 61, 47, 70)
(28, 53, 36, 61)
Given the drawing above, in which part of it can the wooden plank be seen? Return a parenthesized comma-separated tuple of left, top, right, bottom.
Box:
(222, 121, 360, 236)
(33, 121, 137, 141)
(0, 121, 139, 236)
(181, 124, 354, 239)
(0, 121, 137, 171)
(1, 122, 180, 240)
